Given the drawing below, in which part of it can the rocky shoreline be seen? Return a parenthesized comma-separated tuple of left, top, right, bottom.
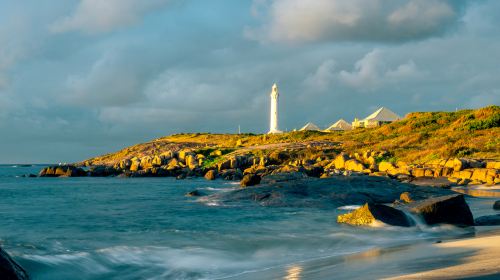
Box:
(38, 146, 500, 189)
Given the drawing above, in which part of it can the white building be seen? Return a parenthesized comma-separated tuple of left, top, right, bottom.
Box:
(299, 122, 321, 131)
(268, 83, 283, 134)
(352, 107, 401, 128)
(324, 119, 352, 131)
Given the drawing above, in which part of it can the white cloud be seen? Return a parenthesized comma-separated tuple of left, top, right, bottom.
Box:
(246, 0, 464, 43)
(50, 0, 169, 34)
(303, 59, 336, 92)
(303, 50, 422, 92)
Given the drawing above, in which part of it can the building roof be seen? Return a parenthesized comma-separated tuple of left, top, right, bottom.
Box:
(363, 107, 401, 122)
(325, 119, 352, 131)
(299, 122, 321, 131)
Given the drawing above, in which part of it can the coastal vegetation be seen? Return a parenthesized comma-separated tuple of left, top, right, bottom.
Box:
(82, 105, 500, 167)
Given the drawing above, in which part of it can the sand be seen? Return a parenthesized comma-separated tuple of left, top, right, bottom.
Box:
(384, 233, 500, 279)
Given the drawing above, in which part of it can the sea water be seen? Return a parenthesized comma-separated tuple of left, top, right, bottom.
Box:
(0, 165, 498, 280)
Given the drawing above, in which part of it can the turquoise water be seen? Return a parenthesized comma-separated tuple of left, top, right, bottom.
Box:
(0, 165, 498, 279)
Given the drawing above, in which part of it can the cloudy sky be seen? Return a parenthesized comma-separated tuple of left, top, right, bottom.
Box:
(1, 0, 499, 163)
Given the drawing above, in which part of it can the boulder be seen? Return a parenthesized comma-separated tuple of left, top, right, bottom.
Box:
(399, 192, 414, 203)
(344, 159, 365, 172)
(220, 169, 243, 181)
(379, 161, 396, 172)
(204, 170, 217, 180)
(0, 246, 29, 280)
(407, 194, 474, 226)
(337, 203, 414, 227)
(334, 153, 350, 169)
(445, 158, 467, 172)
(474, 214, 500, 226)
(130, 159, 141, 172)
(486, 161, 500, 170)
(493, 200, 500, 210)
(261, 172, 308, 184)
(185, 155, 198, 169)
(240, 174, 261, 187)
(217, 159, 231, 171)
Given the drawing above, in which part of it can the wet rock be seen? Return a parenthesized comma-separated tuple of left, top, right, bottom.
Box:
(240, 174, 261, 187)
(399, 192, 414, 203)
(407, 194, 474, 226)
(220, 169, 243, 181)
(0, 246, 29, 280)
(474, 214, 500, 226)
(185, 190, 204, 197)
(261, 172, 308, 184)
(204, 170, 217, 180)
(205, 176, 451, 208)
(494, 200, 500, 210)
(337, 203, 414, 227)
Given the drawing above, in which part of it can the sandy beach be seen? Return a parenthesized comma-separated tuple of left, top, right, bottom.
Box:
(385, 232, 500, 279)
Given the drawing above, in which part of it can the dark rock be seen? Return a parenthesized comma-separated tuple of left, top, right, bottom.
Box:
(185, 190, 204, 197)
(203, 176, 452, 208)
(303, 166, 324, 178)
(88, 166, 120, 177)
(494, 200, 500, 210)
(261, 172, 308, 184)
(407, 194, 474, 226)
(204, 170, 217, 180)
(337, 203, 414, 227)
(0, 246, 29, 280)
(220, 169, 243, 181)
(474, 214, 500, 226)
(240, 174, 261, 187)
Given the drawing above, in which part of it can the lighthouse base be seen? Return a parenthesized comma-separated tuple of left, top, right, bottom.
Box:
(268, 129, 283, 134)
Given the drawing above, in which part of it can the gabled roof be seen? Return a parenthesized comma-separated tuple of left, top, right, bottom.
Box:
(363, 107, 401, 122)
(325, 119, 352, 131)
(299, 122, 321, 131)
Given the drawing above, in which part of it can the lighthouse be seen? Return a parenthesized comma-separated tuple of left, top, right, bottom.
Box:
(268, 83, 283, 134)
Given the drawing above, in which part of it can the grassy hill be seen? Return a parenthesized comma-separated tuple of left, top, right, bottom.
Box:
(82, 106, 500, 166)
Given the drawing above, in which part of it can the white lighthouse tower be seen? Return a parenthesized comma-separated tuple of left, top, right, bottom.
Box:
(268, 83, 283, 134)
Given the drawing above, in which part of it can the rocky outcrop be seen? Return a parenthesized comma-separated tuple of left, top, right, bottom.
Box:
(337, 203, 413, 227)
(406, 194, 474, 226)
(0, 246, 29, 280)
(240, 174, 261, 187)
(39, 165, 86, 177)
(203, 176, 451, 208)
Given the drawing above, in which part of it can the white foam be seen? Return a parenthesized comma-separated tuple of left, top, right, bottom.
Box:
(337, 205, 362, 210)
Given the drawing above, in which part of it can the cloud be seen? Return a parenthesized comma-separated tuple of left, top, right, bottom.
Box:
(246, 0, 465, 43)
(302, 50, 422, 92)
(50, 0, 169, 34)
(63, 52, 144, 107)
(303, 59, 336, 92)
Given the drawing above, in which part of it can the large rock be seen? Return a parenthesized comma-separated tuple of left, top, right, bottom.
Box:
(379, 161, 396, 172)
(240, 174, 261, 187)
(333, 153, 350, 169)
(204, 170, 217, 180)
(203, 176, 451, 208)
(0, 246, 29, 280)
(344, 159, 365, 172)
(493, 200, 500, 210)
(407, 194, 474, 226)
(337, 203, 413, 227)
(474, 214, 500, 226)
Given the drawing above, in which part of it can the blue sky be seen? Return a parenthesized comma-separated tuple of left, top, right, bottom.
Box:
(0, 0, 499, 163)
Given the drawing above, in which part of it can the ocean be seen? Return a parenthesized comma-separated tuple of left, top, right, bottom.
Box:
(0, 164, 498, 280)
